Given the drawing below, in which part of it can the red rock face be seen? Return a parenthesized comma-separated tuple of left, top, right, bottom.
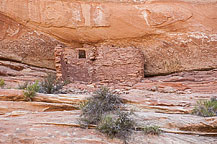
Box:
(0, 13, 63, 70)
(0, 0, 217, 79)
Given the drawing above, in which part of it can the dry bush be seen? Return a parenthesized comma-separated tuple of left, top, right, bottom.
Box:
(39, 73, 67, 94)
(80, 87, 123, 125)
(192, 97, 217, 117)
(97, 111, 135, 141)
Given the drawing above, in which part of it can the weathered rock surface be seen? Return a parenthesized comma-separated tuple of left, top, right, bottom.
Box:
(0, 0, 217, 75)
(0, 88, 217, 143)
(0, 60, 55, 88)
(1, 110, 217, 144)
(134, 68, 217, 94)
(0, 13, 63, 70)
(0, 0, 217, 143)
(1, 0, 217, 42)
(0, 69, 217, 144)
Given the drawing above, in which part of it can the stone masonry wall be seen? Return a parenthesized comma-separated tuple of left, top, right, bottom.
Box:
(59, 45, 94, 82)
(93, 45, 144, 85)
(57, 45, 144, 84)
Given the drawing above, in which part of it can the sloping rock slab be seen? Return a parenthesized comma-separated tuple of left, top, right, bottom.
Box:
(0, 111, 217, 144)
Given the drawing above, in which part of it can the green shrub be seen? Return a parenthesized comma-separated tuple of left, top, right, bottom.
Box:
(143, 126, 162, 135)
(0, 79, 5, 88)
(23, 81, 39, 101)
(39, 73, 66, 94)
(97, 112, 135, 140)
(192, 97, 217, 117)
(80, 87, 123, 125)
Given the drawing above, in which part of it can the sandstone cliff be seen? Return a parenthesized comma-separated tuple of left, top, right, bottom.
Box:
(0, 0, 217, 76)
(0, 1, 217, 143)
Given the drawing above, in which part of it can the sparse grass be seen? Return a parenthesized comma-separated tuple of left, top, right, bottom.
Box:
(192, 97, 217, 117)
(80, 87, 123, 125)
(23, 81, 39, 101)
(38, 73, 66, 94)
(0, 79, 5, 88)
(143, 125, 162, 135)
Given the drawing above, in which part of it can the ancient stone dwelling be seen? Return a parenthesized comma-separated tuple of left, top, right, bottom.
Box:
(55, 45, 144, 85)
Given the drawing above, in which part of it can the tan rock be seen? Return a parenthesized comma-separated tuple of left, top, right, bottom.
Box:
(0, 98, 217, 144)
(0, 71, 217, 144)
(0, 13, 63, 70)
(134, 69, 217, 94)
(0, 60, 55, 88)
(0, 101, 77, 115)
(0, 0, 216, 76)
(0, 89, 89, 105)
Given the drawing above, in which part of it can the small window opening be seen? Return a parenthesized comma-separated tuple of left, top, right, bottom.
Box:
(78, 50, 86, 58)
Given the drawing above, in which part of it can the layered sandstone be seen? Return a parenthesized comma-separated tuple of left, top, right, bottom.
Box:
(0, 0, 217, 77)
(1, 69, 217, 143)
(0, 1, 217, 143)
(0, 60, 55, 88)
(0, 13, 64, 70)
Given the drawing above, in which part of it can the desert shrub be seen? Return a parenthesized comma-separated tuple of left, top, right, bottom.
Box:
(79, 87, 137, 143)
(23, 81, 39, 101)
(143, 125, 162, 135)
(0, 79, 5, 88)
(97, 112, 135, 140)
(79, 87, 161, 143)
(18, 81, 30, 89)
(97, 115, 117, 137)
(38, 73, 66, 94)
(80, 87, 123, 125)
(192, 97, 217, 117)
